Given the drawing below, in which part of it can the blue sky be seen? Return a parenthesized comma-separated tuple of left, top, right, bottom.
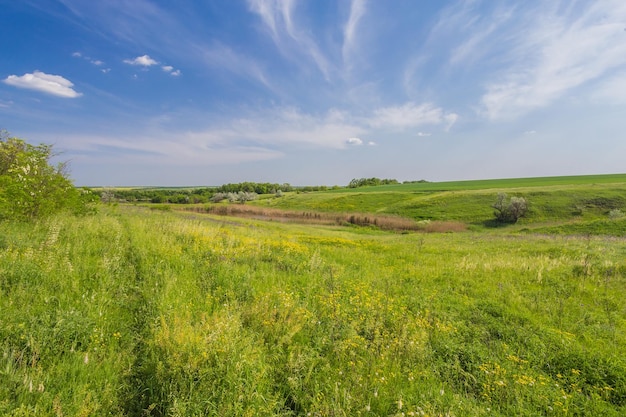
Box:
(2, 0, 626, 186)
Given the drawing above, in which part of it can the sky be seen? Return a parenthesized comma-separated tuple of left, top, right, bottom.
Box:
(1, 0, 626, 186)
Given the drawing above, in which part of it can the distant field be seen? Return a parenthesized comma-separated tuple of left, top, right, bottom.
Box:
(336, 173, 626, 193)
(251, 174, 626, 233)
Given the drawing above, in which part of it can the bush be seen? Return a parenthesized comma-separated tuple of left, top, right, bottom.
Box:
(492, 193, 528, 223)
(0, 132, 92, 220)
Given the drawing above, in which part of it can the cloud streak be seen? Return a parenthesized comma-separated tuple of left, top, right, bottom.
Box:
(247, 0, 333, 80)
(369, 102, 457, 130)
(342, 0, 367, 70)
(3, 71, 82, 98)
(479, 1, 626, 120)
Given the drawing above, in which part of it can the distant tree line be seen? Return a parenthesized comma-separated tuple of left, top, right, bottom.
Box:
(94, 182, 340, 204)
(216, 182, 293, 194)
(348, 177, 399, 188)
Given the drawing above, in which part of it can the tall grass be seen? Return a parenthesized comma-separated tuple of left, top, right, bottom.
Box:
(1, 206, 625, 415)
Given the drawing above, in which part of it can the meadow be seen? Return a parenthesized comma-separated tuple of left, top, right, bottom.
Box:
(1, 175, 626, 416)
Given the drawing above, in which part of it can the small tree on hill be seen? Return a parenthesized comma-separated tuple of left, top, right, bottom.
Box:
(492, 193, 528, 223)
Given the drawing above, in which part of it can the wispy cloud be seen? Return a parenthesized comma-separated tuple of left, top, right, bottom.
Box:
(342, 0, 367, 70)
(247, 0, 333, 80)
(72, 51, 109, 71)
(199, 42, 270, 87)
(591, 71, 626, 104)
(369, 102, 454, 130)
(479, 1, 626, 120)
(3, 71, 82, 98)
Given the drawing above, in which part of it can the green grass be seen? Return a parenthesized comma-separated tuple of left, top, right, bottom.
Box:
(340, 173, 626, 193)
(252, 179, 626, 230)
(1, 199, 625, 415)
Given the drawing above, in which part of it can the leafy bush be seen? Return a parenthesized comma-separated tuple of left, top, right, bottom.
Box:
(226, 191, 258, 204)
(492, 192, 528, 223)
(0, 132, 93, 220)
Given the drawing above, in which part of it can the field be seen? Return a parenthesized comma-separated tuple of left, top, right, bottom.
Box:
(1, 175, 626, 416)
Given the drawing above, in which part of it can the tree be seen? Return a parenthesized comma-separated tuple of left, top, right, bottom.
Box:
(492, 193, 528, 223)
(348, 177, 399, 188)
(0, 132, 92, 220)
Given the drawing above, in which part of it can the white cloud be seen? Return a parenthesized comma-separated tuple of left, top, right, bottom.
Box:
(417, 132, 431, 137)
(367, 141, 376, 146)
(369, 102, 452, 130)
(162, 66, 181, 76)
(346, 137, 363, 145)
(91, 60, 104, 66)
(3, 71, 82, 98)
(72, 51, 82, 57)
(123, 54, 158, 66)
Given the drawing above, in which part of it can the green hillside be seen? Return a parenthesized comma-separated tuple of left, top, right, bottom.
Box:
(251, 174, 626, 232)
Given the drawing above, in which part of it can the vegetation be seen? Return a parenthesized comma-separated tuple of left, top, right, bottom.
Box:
(492, 193, 528, 224)
(215, 182, 293, 194)
(250, 176, 626, 229)
(92, 183, 336, 204)
(0, 132, 94, 220)
(210, 191, 258, 204)
(1, 174, 626, 416)
(348, 177, 399, 188)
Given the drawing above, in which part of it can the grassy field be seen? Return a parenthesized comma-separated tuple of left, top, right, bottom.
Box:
(1, 175, 626, 416)
(252, 174, 626, 231)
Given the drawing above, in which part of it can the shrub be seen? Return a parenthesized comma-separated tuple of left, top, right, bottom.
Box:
(0, 132, 92, 220)
(492, 193, 528, 223)
(231, 191, 258, 204)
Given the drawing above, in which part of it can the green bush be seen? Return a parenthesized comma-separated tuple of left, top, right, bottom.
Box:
(492, 192, 528, 223)
(0, 132, 92, 220)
